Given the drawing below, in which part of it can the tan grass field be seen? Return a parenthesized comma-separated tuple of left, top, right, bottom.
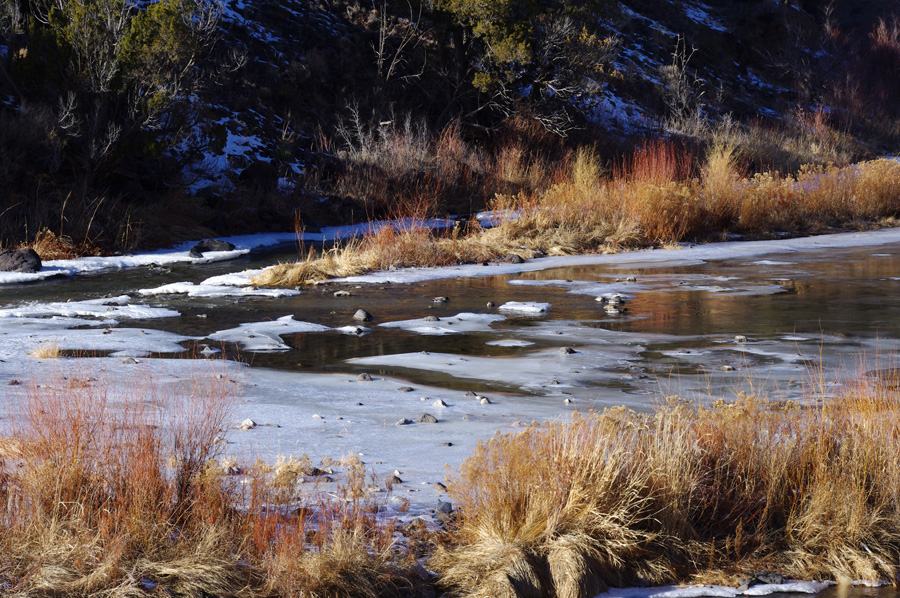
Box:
(2, 362, 900, 596)
(253, 147, 900, 287)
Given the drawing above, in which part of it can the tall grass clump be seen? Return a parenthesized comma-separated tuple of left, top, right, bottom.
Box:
(435, 383, 900, 597)
(255, 143, 900, 287)
(0, 364, 427, 597)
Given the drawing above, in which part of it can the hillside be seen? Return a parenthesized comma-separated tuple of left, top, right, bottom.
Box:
(0, 0, 898, 254)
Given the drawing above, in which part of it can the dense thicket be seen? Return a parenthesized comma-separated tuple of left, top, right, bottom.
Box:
(0, 0, 898, 252)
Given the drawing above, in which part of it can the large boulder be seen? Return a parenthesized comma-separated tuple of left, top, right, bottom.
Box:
(0, 248, 41, 273)
(189, 239, 236, 258)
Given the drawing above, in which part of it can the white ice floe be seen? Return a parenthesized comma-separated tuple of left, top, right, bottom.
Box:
(594, 580, 831, 597)
(379, 313, 505, 335)
(498, 301, 551, 315)
(486, 339, 535, 347)
(138, 281, 300, 298)
(208, 315, 330, 352)
(0, 296, 179, 321)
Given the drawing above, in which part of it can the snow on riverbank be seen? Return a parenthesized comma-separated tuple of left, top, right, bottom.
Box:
(0, 218, 456, 284)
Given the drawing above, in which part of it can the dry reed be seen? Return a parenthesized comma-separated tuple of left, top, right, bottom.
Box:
(435, 381, 900, 597)
(256, 146, 900, 287)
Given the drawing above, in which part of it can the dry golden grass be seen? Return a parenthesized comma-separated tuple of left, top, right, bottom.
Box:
(0, 365, 426, 598)
(435, 381, 900, 597)
(28, 341, 60, 359)
(256, 144, 900, 287)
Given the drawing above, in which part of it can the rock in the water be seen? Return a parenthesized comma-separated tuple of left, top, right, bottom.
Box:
(432, 399, 448, 408)
(416, 413, 438, 423)
(486, 301, 495, 308)
(353, 309, 373, 322)
(239, 418, 257, 430)
(479, 397, 492, 405)
(734, 335, 748, 343)
(559, 347, 577, 354)
(720, 365, 736, 371)
(423, 315, 440, 322)
(395, 418, 414, 425)
(312, 414, 324, 420)
(397, 386, 414, 392)
(8, 380, 20, 386)
(357, 372, 373, 381)
(189, 239, 236, 258)
(122, 357, 139, 364)
(507, 253, 525, 264)
(626, 276, 637, 282)
(334, 290, 352, 297)
(464, 391, 477, 397)
(388, 475, 403, 485)
(432, 296, 449, 303)
(0, 248, 41, 273)
(436, 500, 453, 515)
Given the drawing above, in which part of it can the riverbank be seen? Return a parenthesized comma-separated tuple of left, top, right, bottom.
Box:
(1, 361, 897, 597)
(252, 153, 900, 287)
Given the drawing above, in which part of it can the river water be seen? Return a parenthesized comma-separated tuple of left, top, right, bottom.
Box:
(2, 232, 900, 596)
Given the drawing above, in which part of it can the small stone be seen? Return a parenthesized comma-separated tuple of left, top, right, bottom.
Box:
(106, 306, 116, 311)
(736, 576, 755, 592)
(432, 296, 449, 303)
(239, 418, 257, 430)
(321, 476, 335, 483)
(334, 290, 351, 297)
(356, 402, 364, 406)
(389, 475, 403, 484)
(312, 414, 324, 420)
(626, 276, 637, 282)
(197, 313, 208, 318)
(550, 379, 560, 385)
(393, 469, 402, 476)
(436, 500, 453, 515)
(7, 380, 20, 386)
(507, 254, 525, 264)
(353, 309, 373, 322)
(357, 373, 373, 381)
(486, 301, 495, 308)
(464, 391, 477, 397)
(754, 573, 783, 585)
(122, 357, 138, 364)
(734, 335, 748, 343)
(564, 398, 573, 404)
(416, 413, 438, 423)
(432, 399, 448, 408)
(396, 418, 413, 425)
(559, 347, 576, 354)
(324, 467, 335, 475)
(423, 315, 440, 322)
(720, 365, 736, 371)
(396, 386, 414, 392)
(419, 396, 428, 401)
(479, 397, 492, 405)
